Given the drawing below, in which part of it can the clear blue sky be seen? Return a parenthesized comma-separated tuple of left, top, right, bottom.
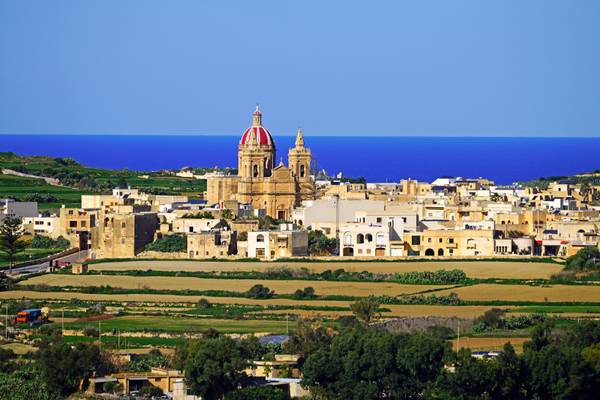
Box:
(1, 1, 599, 136)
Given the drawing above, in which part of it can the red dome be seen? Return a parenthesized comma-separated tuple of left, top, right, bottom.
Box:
(240, 126, 273, 146)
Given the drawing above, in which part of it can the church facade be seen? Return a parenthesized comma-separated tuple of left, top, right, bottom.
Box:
(206, 106, 314, 220)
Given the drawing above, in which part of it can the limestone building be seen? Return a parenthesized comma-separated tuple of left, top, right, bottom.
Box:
(206, 106, 314, 220)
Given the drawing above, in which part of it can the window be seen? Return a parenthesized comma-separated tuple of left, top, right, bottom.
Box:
(439, 238, 443, 243)
(402, 217, 407, 223)
(189, 226, 194, 233)
(448, 238, 454, 243)
(376, 233, 385, 245)
(343, 233, 353, 245)
(365, 233, 373, 242)
(253, 164, 259, 178)
(69, 221, 77, 228)
(121, 222, 126, 228)
(256, 234, 265, 242)
(428, 238, 432, 243)
(376, 217, 382, 223)
(411, 236, 421, 245)
(300, 164, 305, 177)
(357, 234, 365, 244)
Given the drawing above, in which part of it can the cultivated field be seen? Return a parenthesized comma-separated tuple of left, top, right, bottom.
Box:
(435, 284, 600, 302)
(20, 274, 450, 297)
(90, 260, 563, 279)
(451, 337, 530, 353)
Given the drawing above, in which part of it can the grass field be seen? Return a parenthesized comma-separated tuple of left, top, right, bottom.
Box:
(0, 173, 88, 208)
(435, 284, 600, 302)
(20, 274, 450, 297)
(59, 315, 290, 334)
(89, 260, 564, 279)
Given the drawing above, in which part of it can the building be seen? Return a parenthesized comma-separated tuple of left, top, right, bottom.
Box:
(91, 212, 159, 258)
(206, 106, 314, 219)
(187, 230, 235, 258)
(59, 207, 97, 249)
(0, 198, 38, 220)
(23, 216, 60, 238)
(247, 224, 308, 259)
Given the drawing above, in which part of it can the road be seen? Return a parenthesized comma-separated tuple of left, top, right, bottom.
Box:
(7, 250, 89, 276)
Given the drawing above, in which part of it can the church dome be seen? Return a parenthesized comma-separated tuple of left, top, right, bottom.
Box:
(240, 105, 274, 147)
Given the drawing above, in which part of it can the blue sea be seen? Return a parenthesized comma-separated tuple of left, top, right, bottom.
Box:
(2, 135, 600, 184)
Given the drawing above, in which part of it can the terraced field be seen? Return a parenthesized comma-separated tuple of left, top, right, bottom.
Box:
(20, 274, 450, 297)
(435, 283, 600, 302)
(90, 259, 563, 279)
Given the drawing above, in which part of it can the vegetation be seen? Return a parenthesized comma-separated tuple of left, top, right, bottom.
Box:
(565, 246, 600, 272)
(293, 286, 316, 299)
(350, 295, 381, 324)
(308, 230, 337, 256)
(0, 217, 27, 266)
(29, 235, 70, 250)
(145, 234, 187, 252)
(245, 284, 274, 299)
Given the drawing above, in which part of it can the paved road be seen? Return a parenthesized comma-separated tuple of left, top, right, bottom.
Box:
(7, 250, 88, 276)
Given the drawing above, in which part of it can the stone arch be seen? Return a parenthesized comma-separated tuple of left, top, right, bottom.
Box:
(425, 248, 434, 256)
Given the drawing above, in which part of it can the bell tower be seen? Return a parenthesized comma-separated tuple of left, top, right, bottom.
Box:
(288, 127, 314, 204)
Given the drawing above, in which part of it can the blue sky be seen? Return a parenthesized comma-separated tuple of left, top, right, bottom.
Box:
(0, 1, 599, 137)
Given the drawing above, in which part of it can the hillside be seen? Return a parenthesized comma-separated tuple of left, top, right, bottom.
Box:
(0, 152, 207, 209)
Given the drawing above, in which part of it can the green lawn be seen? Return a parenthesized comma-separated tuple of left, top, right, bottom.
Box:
(60, 315, 291, 334)
(511, 305, 600, 314)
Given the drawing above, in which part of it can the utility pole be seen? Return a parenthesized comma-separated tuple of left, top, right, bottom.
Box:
(61, 309, 64, 335)
(456, 320, 461, 352)
(286, 314, 289, 335)
(98, 321, 101, 351)
(4, 305, 8, 340)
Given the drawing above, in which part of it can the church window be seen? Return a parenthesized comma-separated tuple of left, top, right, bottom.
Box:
(256, 234, 265, 242)
(300, 165, 305, 177)
(253, 164, 259, 178)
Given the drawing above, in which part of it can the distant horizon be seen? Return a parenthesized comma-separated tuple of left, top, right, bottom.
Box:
(3, 133, 600, 138)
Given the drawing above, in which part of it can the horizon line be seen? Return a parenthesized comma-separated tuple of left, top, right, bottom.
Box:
(2, 132, 600, 139)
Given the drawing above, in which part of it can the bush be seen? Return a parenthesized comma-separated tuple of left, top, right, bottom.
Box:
(565, 247, 600, 271)
(293, 287, 316, 299)
(145, 235, 186, 252)
(197, 298, 212, 309)
(246, 284, 274, 299)
(29, 235, 70, 250)
(139, 385, 163, 397)
(225, 386, 289, 400)
(83, 326, 99, 337)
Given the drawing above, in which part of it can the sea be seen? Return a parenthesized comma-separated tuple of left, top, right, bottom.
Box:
(2, 135, 600, 185)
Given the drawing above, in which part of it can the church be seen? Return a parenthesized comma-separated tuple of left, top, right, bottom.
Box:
(206, 106, 315, 220)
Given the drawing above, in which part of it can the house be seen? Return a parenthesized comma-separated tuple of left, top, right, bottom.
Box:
(247, 224, 308, 259)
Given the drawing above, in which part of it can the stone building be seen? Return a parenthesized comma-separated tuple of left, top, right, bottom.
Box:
(91, 212, 159, 258)
(206, 106, 314, 220)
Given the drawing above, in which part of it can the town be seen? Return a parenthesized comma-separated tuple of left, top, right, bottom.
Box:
(1, 108, 600, 399)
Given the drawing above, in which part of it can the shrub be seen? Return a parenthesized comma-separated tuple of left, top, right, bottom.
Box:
(293, 287, 316, 299)
(83, 326, 99, 337)
(246, 284, 274, 299)
(145, 235, 186, 252)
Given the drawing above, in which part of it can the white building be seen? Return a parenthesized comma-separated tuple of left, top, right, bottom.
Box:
(23, 216, 60, 238)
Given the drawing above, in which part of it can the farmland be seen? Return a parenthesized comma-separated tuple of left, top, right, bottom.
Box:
(89, 259, 564, 279)
(3, 257, 598, 355)
(20, 274, 451, 297)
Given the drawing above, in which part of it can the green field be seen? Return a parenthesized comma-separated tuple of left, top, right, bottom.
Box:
(0, 173, 89, 209)
(59, 315, 291, 334)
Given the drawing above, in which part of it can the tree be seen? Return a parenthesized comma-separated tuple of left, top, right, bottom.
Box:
(37, 341, 113, 397)
(184, 336, 250, 400)
(350, 296, 380, 324)
(308, 230, 337, 256)
(0, 364, 52, 400)
(283, 319, 335, 361)
(292, 287, 316, 300)
(139, 384, 163, 397)
(225, 386, 289, 400)
(246, 284, 273, 299)
(565, 246, 600, 271)
(0, 217, 27, 268)
(145, 234, 187, 252)
(302, 327, 448, 400)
